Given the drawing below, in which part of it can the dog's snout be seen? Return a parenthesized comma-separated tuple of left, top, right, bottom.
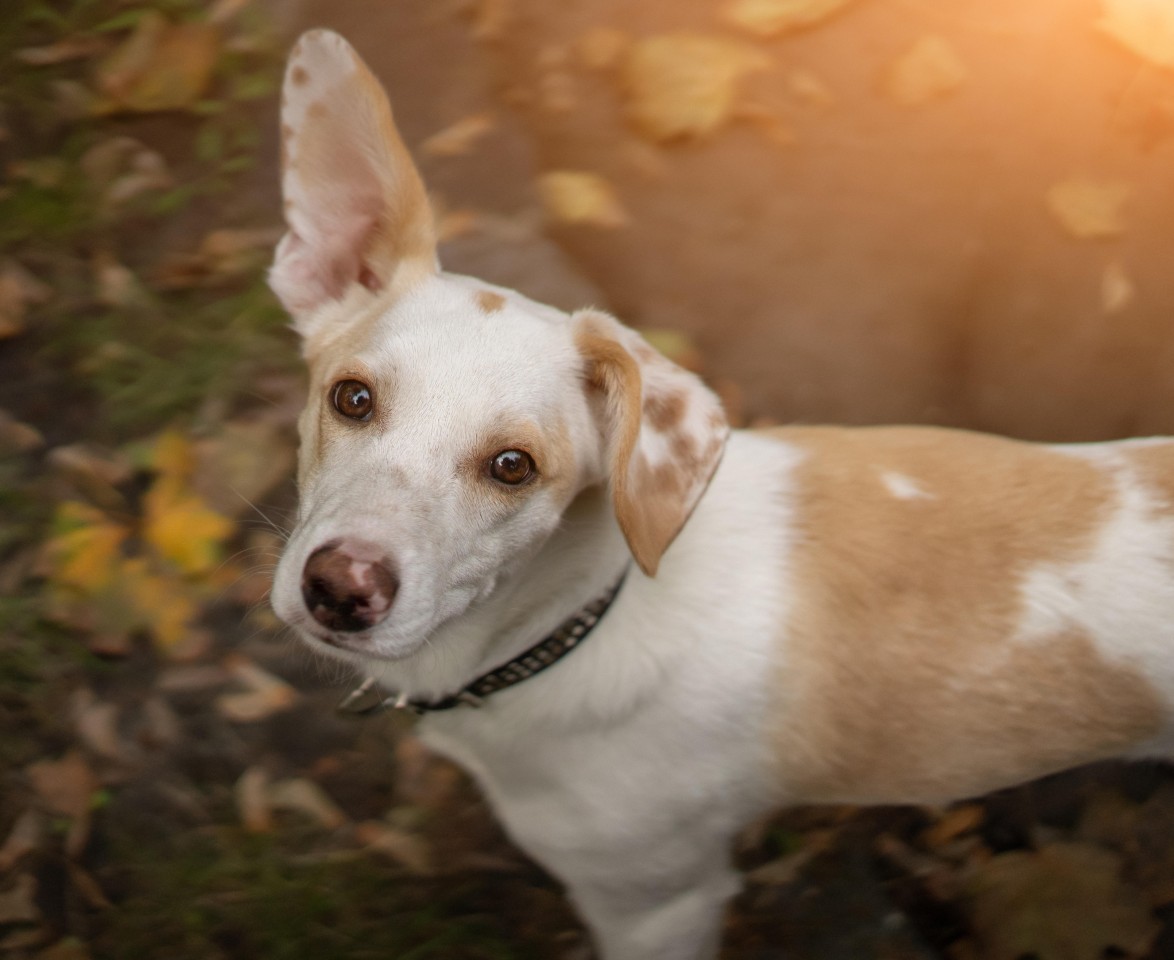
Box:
(300, 539, 398, 634)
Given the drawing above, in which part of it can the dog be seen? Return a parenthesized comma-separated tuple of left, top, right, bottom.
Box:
(268, 30, 1174, 960)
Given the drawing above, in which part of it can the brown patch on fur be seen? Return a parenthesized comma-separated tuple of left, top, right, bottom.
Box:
(575, 312, 727, 576)
(476, 289, 506, 314)
(1122, 441, 1174, 510)
(769, 425, 1163, 805)
(644, 389, 686, 433)
(291, 65, 309, 86)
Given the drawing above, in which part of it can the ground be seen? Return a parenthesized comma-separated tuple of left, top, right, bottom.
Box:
(3, 1, 1174, 958)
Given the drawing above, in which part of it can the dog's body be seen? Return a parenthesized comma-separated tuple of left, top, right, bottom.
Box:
(269, 32, 1174, 959)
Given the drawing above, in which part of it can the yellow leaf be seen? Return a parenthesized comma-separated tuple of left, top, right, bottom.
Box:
(884, 36, 968, 106)
(621, 33, 769, 142)
(538, 171, 629, 227)
(1099, 0, 1174, 68)
(1046, 177, 1132, 239)
(46, 501, 127, 594)
(143, 483, 234, 575)
(95, 12, 220, 114)
(142, 430, 234, 575)
(120, 556, 198, 649)
(725, 0, 857, 37)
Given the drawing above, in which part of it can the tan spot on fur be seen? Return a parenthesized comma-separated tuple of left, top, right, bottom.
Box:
(1122, 441, 1174, 510)
(769, 425, 1163, 805)
(291, 65, 309, 86)
(644, 389, 686, 433)
(476, 290, 506, 314)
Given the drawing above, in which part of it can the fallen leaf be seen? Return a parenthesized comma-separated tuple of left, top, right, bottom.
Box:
(155, 227, 281, 288)
(472, 0, 513, 40)
(1099, 0, 1174, 68)
(0, 260, 51, 340)
(1102, 260, 1135, 313)
(0, 811, 44, 873)
(215, 653, 299, 722)
(421, 112, 495, 158)
(93, 251, 151, 309)
(577, 27, 631, 70)
(95, 12, 220, 114)
(354, 821, 432, 874)
(725, 0, 857, 36)
(26, 751, 99, 820)
(15, 37, 109, 66)
(621, 33, 770, 142)
(143, 431, 235, 576)
(965, 841, 1158, 960)
(192, 419, 296, 520)
(267, 779, 348, 830)
(80, 137, 172, 211)
(885, 35, 968, 106)
(0, 410, 44, 455)
(45, 502, 127, 596)
(1046, 177, 1131, 239)
(236, 767, 272, 833)
(538, 171, 629, 228)
(0, 875, 39, 926)
(923, 803, 985, 848)
(789, 68, 836, 106)
(73, 690, 131, 764)
(1080, 784, 1174, 906)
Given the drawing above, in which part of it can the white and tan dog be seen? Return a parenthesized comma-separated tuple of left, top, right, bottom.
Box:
(269, 30, 1174, 960)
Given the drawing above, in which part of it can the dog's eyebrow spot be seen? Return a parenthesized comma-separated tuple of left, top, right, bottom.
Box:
(476, 290, 506, 314)
(644, 389, 687, 433)
(291, 65, 310, 86)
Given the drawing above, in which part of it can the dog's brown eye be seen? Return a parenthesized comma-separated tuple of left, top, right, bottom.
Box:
(490, 450, 535, 485)
(332, 379, 374, 420)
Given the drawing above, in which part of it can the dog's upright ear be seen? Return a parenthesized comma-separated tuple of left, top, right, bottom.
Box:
(575, 311, 729, 577)
(270, 30, 436, 332)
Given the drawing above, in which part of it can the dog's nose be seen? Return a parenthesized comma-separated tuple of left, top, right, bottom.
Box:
(300, 539, 398, 633)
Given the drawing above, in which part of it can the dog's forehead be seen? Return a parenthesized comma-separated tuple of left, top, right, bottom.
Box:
(332, 274, 583, 412)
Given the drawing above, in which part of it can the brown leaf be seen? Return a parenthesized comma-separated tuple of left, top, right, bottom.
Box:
(1047, 177, 1131, 239)
(1099, 0, 1174, 68)
(965, 841, 1159, 960)
(885, 36, 968, 106)
(215, 654, 299, 722)
(235, 767, 272, 833)
(354, 821, 432, 874)
(923, 803, 985, 849)
(191, 419, 295, 520)
(26, 751, 99, 820)
(267, 779, 348, 830)
(0, 811, 44, 873)
(15, 37, 109, 66)
(577, 28, 631, 71)
(0, 875, 39, 926)
(1102, 260, 1136, 313)
(0, 260, 51, 340)
(80, 137, 172, 211)
(0, 410, 44, 455)
(538, 171, 629, 228)
(621, 33, 770, 142)
(72, 690, 131, 764)
(155, 227, 281, 289)
(95, 12, 220, 114)
(725, 0, 857, 37)
(421, 113, 495, 158)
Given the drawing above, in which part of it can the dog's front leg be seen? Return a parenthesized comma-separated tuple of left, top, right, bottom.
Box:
(562, 854, 740, 960)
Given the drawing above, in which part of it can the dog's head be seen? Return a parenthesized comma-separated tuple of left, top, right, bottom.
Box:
(268, 31, 728, 662)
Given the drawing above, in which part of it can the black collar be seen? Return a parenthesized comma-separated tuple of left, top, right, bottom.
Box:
(337, 567, 630, 716)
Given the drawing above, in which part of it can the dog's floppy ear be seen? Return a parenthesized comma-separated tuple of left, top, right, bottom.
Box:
(270, 30, 436, 331)
(574, 311, 729, 577)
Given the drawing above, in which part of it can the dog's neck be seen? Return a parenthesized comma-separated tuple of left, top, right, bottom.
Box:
(365, 486, 632, 702)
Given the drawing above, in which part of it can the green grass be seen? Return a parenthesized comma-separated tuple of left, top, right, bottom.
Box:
(93, 829, 532, 960)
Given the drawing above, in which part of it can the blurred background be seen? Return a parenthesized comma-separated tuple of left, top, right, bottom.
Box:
(2, 0, 1174, 958)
